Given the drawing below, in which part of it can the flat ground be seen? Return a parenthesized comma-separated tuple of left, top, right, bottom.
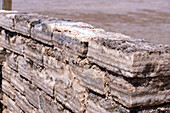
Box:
(8, 0, 170, 45)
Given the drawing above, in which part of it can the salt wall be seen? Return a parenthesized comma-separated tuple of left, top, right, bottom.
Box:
(0, 10, 169, 113)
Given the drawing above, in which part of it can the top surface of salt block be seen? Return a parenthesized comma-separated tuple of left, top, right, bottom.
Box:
(0, 11, 169, 78)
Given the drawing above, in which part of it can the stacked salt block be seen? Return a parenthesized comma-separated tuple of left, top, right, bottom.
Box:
(0, 27, 6, 112)
(0, 10, 169, 113)
(87, 38, 170, 105)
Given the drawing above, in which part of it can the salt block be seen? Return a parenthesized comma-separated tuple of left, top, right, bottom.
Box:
(2, 80, 15, 100)
(32, 66, 58, 97)
(71, 65, 107, 95)
(17, 56, 32, 81)
(31, 19, 58, 45)
(1, 31, 44, 66)
(0, 10, 18, 31)
(24, 80, 40, 109)
(107, 74, 170, 108)
(2, 62, 12, 82)
(72, 62, 170, 108)
(43, 46, 63, 70)
(0, 46, 6, 65)
(86, 93, 130, 113)
(23, 36, 44, 66)
(6, 52, 18, 71)
(0, 30, 11, 50)
(0, 30, 24, 54)
(15, 91, 36, 113)
(52, 20, 104, 57)
(54, 65, 88, 112)
(39, 91, 68, 113)
(88, 37, 170, 78)
(14, 13, 46, 36)
(10, 70, 24, 95)
(2, 94, 22, 113)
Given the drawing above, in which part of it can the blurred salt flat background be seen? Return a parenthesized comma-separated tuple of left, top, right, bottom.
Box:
(1, 0, 170, 45)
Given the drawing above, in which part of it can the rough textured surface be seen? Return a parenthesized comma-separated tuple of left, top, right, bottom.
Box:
(87, 38, 170, 78)
(0, 28, 6, 113)
(0, 11, 169, 113)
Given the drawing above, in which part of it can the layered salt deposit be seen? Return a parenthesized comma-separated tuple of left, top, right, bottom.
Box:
(0, 10, 169, 113)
